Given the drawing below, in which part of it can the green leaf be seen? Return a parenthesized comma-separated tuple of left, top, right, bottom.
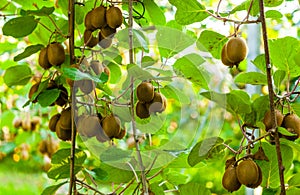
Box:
(127, 63, 154, 80)
(51, 148, 87, 165)
(266, 10, 283, 19)
(48, 164, 82, 180)
(200, 90, 251, 114)
(231, 0, 259, 16)
(252, 54, 267, 73)
(188, 137, 224, 167)
(3, 16, 38, 38)
(107, 63, 121, 84)
(278, 127, 297, 137)
(144, 0, 166, 25)
(168, 0, 209, 25)
(100, 147, 132, 162)
(179, 182, 211, 195)
(197, 30, 228, 59)
(116, 29, 149, 51)
(14, 44, 44, 61)
(164, 171, 188, 186)
(3, 65, 33, 87)
(141, 56, 156, 68)
(234, 72, 267, 85)
(156, 26, 195, 58)
(173, 53, 209, 89)
(256, 142, 293, 188)
(273, 70, 286, 89)
(288, 172, 300, 187)
(149, 182, 165, 195)
(264, 0, 284, 7)
(41, 181, 68, 195)
(37, 89, 60, 107)
(269, 37, 300, 77)
(160, 85, 190, 104)
(62, 67, 107, 83)
(22, 6, 55, 16)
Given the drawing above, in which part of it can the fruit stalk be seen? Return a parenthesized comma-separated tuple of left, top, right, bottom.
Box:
(258, 0, 285, 194)
(68, 0, 76, 194)
(128, 0, 148, 194)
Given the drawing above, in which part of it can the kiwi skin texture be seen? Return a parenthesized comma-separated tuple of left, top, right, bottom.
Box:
(106, 6, 123, 29)
(136, 101, 150, 119)
(39, 47, 52, 69)
(221, 44, 235, 67)
(222, 166, 241, 192)
(263, 109, 284, 131)
(84, 30, 98, 48)
(137, 82, 154, 103)
(281, 113, 300, 140)
(47, 42, 65, 66)
(101, 115, 121, 138)
(90, 6, 106, 29)
(49, 113, 61, 132)
(226, 37, 248, 64)
(84, 10, 96, 31)
(236, 159, 260, 187)
(28, 83, 40, 103)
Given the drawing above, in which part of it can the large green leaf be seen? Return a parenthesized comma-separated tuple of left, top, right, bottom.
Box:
(179, 182, 211, 195)
(188, 137, 224, 167)
(127, 63, 154, 80)
(41, 181, 68, 195)
(21, 6, 55, 16)
(107, 63, 122, 84)
(14, 44, 44, 61)
(100, 147, 132, 162)
(156, 25, 195, 58)
(47, 164, 82, 180)
(37, 89, 60, 107)
(3, 65, 33, 87)
(173, 53, 209, 89)
(200, 90, 251, 114)
(62, 67, 107, 83)
(168, 0, 209, 25)
(160, 85, 190, 104)
(234, 72, 267, 85)
(273, 70, 286, 89)
(144, 0, 166, 25)
(3, 16, 38, 38)
(269, 37, 300, 77)
(51, 148, 87, 165)
(252, 54, 267, 73)
(288, 172, 300, 187)
(197, 30, 228, 59)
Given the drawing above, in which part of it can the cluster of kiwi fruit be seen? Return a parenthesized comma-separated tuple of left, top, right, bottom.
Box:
(221, 36, 248, 67)
(13, 116, 41, 131)
(38, 42, 66, 69)
(38, 136, 59, 158)
(28, 79, 69, 107)
(48, 107, 72, 141)
(67, 60, 110, 95)
(77, 113, 126, 142)
(263, 109, 300, 141)
(222, 157, 262, 192)
(136, 81, 167, 119)
(84, 4, 123, 49)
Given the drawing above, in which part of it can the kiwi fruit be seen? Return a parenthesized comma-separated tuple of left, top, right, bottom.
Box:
(60, 107, 72, 130)
(83, 30, 98, 48)
(30, 116, 41, 131)
(39, 140, 48, 154)
(222, 165, 241, 192)
(38, 47, 52, 69)
(96, 130, 110, 142)
(247, 163, 262, 188)
(47, 42, 65, 66)
(106, 6, 123, 29)
(236, 159, 261, 188)
(148, 92, 167, 114)
(55, 119, 72, 141)
(28, 83, 40, 103)
(22, 118, 32, 131)
(77, 115, 101, 137)
(263, 109, 284, 131)
(78, 79, 95, 94)
(13, 118, 22, 128)
(90, 6, 106, 29)
(55, 86, 68, 107)
(221, 44, 235, 67)
(137, 82, 154, 103)
(226, 37, 248, 65)
(101, 115, 121, 138)
(98, 32, 112, 49)
(100, 25, 116, 39)
(84, 10, 95, 31)
(281, 113, 300, 140)
(103, 66, 110, 78)
(90, 60, 104, 75)
(49, 113, 61, 132)
(136, 101, 150, 119)
(115, 128, 126, 139)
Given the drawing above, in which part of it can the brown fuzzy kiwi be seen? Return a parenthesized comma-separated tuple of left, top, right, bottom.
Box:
(22, 118, 32, 131)
(90, 60, 104, 75)
(47, 42, 65, 66)
(83, 30, 98, 48)
(101, 115, 121, 138)
(247, 163, 262, 188)
(55, 119, 72, 141)
(49, 113, 61, 132)
(60, 107, 72, 130)
(106, 6, 123, 29)
(28, 83, 40, 103)
(98, 32, 112, 49)
(226, 37, 248, 65)
(222, 165, 241, 192)
(30, 116, 41, 131)
(39, 140, 48, 154)
(84, 10, 95, 31)
(39, 47, 52, 69)
(100, 25, 116, 38)
(77, 115, 102, 137)
(282, 113, 300, 140)
(96, 130, 110, 142)
(236, 159, 260, 187)
(90, 6, 106, 29)
(221, 44, 235, 67)
(263, 109, 284, 131)
(55, 86, 68, 107)
(13, 118, 23, 128)
(115, 128, 126, 139)
(148, 92, 167, 114)
(137, 82, 154, 103)
(78, 79, 95, 94)
(136, 101, 150, 119)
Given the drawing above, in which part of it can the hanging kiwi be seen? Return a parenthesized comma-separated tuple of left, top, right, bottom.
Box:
(281, 113, 300, 140)
(77, 79, 95, 94)
(28, 82, 40, 103)
(236, 159, 262, 188)
(55, 119, 72, 141)
(90, 5, 106, 29)
(49, 113, 61, 132)
(221, 44, 235, 67)
(47, 42, 65, 66)
(77, 115, 102, 138)
(90, 60, 104, 75)
(101, 114, 121, 138)
(137, 82, 154, 103)
(55, 85, 68, 107)
(222, 165, 241, 192)
(38, 46, 52, 69)
(263, 109, 284, 131)
(226, 37, 248, 65)
(106, 6, 123, 29)
(148, 92, 167, 114)
(59, 107, 72, 130)
(100, 25, 117, 39)
(136, 101, 150, 119)
(115, 128, 126, 139)
(84, 10, 95, 31)
(83, 30, 98, 48)
(98, 32, 112, 49)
